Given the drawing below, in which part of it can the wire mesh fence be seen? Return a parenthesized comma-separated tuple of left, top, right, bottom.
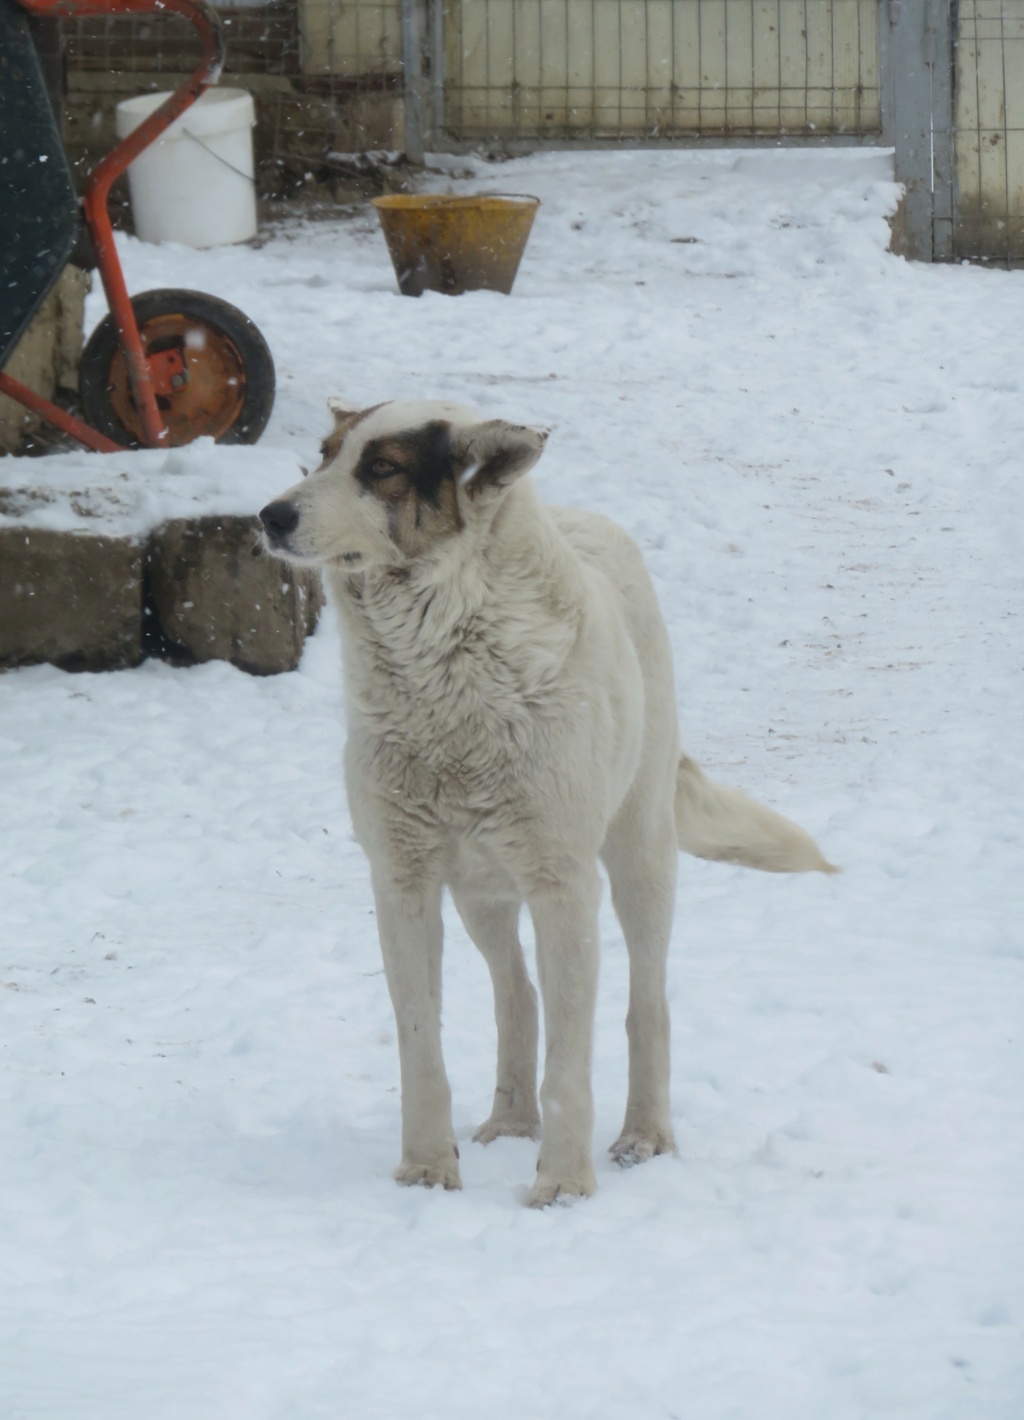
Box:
(440, 0, 881, 142)
(51, 0, 1024, 261)
(60, 0, 406, 200)
(60, 2, 300, 78)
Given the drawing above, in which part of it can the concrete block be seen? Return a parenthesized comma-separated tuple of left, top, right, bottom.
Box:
(148, 515, 323, 675)
(0, 527, 143, 671)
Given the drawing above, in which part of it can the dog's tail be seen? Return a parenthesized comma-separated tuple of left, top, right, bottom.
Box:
(675, 753, 838, 875)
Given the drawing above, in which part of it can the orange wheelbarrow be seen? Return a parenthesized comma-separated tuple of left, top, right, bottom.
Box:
(0, 0, 274, 451)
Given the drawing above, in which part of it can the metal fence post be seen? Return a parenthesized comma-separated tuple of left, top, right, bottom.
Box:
(428, 0, 445, 150)
(401, 0, 429, 162)
(882, 0, 954, 260)
(927, 0, 955, 258)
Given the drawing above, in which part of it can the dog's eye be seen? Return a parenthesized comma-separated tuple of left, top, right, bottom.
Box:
(370, 457, 399, 477)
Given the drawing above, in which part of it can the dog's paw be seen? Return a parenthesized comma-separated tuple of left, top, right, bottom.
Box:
(393, 1157, 462, 1191)
(526, 1170, 596, 1209)
(473, 1113, 541, 1145)
(608, 1128, 676, 1168)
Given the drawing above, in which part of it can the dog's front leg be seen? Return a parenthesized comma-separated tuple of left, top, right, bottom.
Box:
(374, 880, 461, 1191)
(526, 865, 601, 1207)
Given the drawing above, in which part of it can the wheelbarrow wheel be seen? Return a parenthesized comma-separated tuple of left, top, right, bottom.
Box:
(79, 289, 275, 448)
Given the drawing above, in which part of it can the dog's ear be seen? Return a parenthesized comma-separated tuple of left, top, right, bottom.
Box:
(452, 420, 549, 498)
(327, 397, 359, 420)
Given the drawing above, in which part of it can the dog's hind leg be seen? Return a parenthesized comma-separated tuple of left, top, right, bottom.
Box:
(602, 806, 678, 1166)
(451, 890, 541, 1143)
(374, 880, 462, 1191)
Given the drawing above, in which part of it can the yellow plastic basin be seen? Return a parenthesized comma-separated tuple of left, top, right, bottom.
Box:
(371, 193, 540, 297)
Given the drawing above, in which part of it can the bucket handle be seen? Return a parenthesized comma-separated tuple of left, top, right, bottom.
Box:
(181, 127, 256, 186)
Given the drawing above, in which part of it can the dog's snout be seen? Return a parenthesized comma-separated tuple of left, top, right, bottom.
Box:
(259, 500, 300, 543)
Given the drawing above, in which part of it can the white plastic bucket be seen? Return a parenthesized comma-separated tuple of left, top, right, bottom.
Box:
(115, 88, 257, 248)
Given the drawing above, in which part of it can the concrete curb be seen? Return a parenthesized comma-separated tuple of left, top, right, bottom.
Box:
(1, 516, 322, 676)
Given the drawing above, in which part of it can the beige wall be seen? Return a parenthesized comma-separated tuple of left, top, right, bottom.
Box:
(955, 0, 1024, 261)
(442, 0, 880, 140)
(300, 0, 404, 75)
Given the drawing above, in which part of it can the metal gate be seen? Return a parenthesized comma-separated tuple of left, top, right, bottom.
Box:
(954, 0, 1024, 262)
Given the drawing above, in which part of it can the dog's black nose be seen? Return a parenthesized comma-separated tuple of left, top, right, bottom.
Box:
(259, 500, 299, 542)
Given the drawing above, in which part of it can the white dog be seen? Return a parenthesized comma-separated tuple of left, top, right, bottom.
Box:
(260, 399, 835, 1207)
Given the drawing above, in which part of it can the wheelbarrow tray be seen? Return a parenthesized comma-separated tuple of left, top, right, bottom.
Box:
(0, 0, 80, 368)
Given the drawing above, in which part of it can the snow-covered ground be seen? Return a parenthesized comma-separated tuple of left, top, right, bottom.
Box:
(2, 149, 1023, 1420)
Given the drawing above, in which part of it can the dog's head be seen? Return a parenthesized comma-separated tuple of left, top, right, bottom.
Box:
(259, 399, 548, 570)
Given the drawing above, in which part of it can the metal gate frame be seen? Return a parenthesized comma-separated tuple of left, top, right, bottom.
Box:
(400, 0, 955, 261)
(880, 0, 954, 260)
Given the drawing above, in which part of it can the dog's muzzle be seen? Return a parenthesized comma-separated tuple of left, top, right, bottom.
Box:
(259, 500, 300, 548)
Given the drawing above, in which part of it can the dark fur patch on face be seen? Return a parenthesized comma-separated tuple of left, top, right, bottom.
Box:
(354, 422, 453, 503)
(355, 420, 463, 556)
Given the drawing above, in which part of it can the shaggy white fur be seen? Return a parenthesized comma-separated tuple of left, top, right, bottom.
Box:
(260, 399, 835, 1206)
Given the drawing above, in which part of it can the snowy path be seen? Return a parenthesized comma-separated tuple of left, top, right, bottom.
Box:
(2, 150, 1022, 1419)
